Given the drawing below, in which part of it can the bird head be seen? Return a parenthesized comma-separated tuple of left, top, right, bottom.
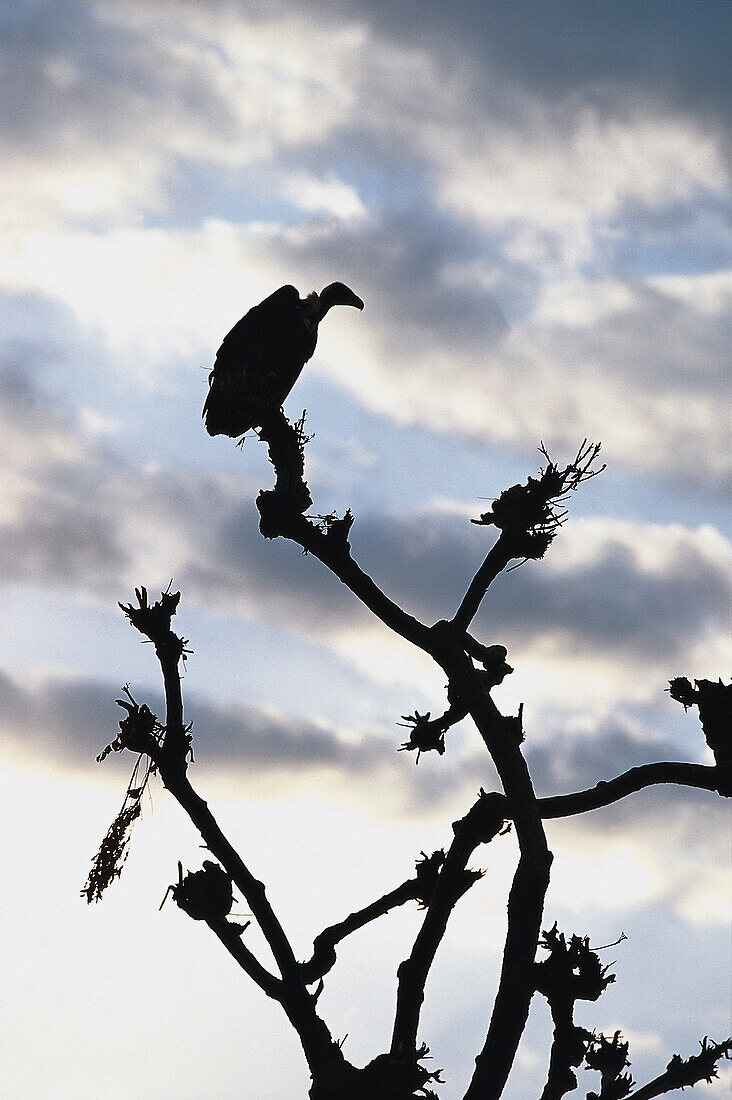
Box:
(312, 282, 364, 320)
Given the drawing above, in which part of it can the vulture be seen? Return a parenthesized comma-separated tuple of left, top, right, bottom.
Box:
(203, 282, 364, 438)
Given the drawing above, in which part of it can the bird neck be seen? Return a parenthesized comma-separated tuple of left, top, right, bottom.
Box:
(304, 292, 325, 321)
(301, 289, 338, 327)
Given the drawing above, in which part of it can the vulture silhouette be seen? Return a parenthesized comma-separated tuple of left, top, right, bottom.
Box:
(203, 282, 364, 438)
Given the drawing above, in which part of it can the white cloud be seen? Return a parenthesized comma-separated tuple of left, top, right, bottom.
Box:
(0, 221, 278, 372)
(550, 798, 731, 929)
(545, 517, 732, 580)
(1, 3, 369, 232)
(435, 108, 727, 239)
(550, 836, 668, 910)
(281, 172, 368, 222)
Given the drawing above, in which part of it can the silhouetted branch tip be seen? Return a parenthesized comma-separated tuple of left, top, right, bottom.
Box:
(97, 686, 163, 762)
(585, 1030, 634, 1100)
(397, 676, 488, 759)
(452, 789, 507, 845)
(413, 850, 446, 907)
(162, 860, 234, 922)
(669, 676, 732, 789)
(535, 928, 621, 1100)
(360, 1043, 444, 1099)
(472, 439, 604, 562)
(500, 701, 524, 745)
(119, 585, 181, 639)
(535, 924, 615, 1005)
(662, 1036, 731, 1089)
(398, 711, 447, 760)
(627, 1036, 731, 1100)
(478, 645, 514, 686)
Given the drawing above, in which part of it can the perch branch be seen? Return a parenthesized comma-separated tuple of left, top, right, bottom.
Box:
(255, 409, 435, 654)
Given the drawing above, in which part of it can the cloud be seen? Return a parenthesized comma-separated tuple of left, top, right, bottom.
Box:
(0, 666, 388, 776)
(280, 173, 368, 222)
(0, 664, 490, 824)
(0, 1, 366, 229)
(3, 658, 723, 847)
(313, 0, 732, 138)
(349, 511, 730, 663)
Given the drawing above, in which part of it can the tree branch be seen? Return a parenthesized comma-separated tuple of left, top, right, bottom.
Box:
(452, 441, 604, 634)
(205, 915, 283, 1000)
(391, 793, 505, 1057)
(458, 682, 553, 1100)
(255, 410, 435, 654)
(255, 411, 559, 1093)
(534, 927, 614, 1100)
(627, 1037, 731, 1100)
(464, 851, 552, 1100)
(301, 878, 421, 985)
(118, 587, 191, 773)
(263, 507, 435, 652)
(120, 588, 348, 1081)
(451, 535, 514, 633)
(536, 762, 723, 820)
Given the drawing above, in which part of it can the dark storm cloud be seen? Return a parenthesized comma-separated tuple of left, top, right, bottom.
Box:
(0, 668, 388, 776)
(316, 0, 732, 138)
(0, 1, 239, 156)
(525, 719, 697, 801)
(348, 513, 728, 662)
(262, 209, 510, 355)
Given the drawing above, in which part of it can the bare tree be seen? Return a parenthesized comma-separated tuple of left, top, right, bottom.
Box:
(84, 407, 730, 1099)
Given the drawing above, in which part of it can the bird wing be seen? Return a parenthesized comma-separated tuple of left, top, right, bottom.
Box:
(203, 285, 314, 437)
(212, 285, 303, 380)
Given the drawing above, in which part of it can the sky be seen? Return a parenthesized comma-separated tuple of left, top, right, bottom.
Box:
(0, 1, 730, 1097)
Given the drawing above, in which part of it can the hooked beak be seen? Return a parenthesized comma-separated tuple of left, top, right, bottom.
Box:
(319, 282, 364, 311)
